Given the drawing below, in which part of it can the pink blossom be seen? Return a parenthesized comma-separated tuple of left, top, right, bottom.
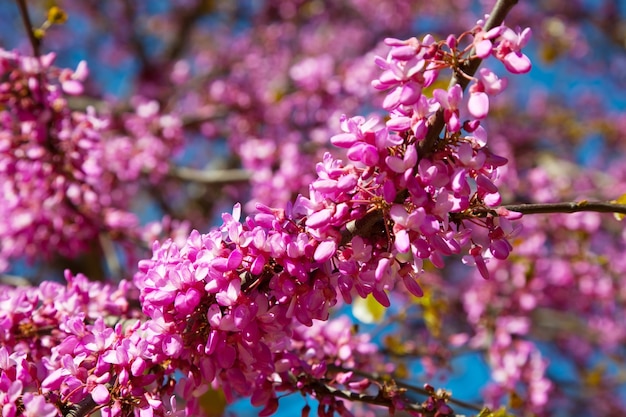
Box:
(494, 27, 532, 74)
(92, 384, 111, 405)
(468, 91, 489, 119)
(433, 84, 463, 132)
(472, 26, 503, 58)
(21, 393, 58, 417)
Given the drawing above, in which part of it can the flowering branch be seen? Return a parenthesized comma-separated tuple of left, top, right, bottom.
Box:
(0, 2, 552, 416)
(420, 0, 519, 155)
(341, 0, 526, 248)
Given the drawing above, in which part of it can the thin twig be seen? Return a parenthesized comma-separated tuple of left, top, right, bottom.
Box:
(16, 0, 41, 56)
(328, 365, 484, 413)
(450, 200, 626, 221)
(63, 379, 113, 417)
(310, 380, 426, 412)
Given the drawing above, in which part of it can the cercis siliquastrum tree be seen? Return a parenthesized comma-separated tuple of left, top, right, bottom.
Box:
(2, 0, 626, 416)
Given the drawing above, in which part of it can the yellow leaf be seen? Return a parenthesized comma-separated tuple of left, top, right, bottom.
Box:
(199, 387, 227, 417)
(540, 43, 560, 63)
(384, 335, 404, 355)
(352, 294, 387, 324)
(414, 288, 446, 337)
(583, 363, 606, 388)
(394, 362, 409, 379)
(421, 78, 449, 98)
(478, 406, 516, 417)
(477, 407, 494, 417)
(612, 193, 626, 221)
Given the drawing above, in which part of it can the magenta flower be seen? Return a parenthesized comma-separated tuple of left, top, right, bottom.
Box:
(494, 27, 532, 74)
(467, 68, 509, 120)
(462, 245, 491, 279)
(468, 90, 489, 119)
(472, 26, 504, 58)
(433, 84, 463, 132)
(21, 393, 58, 417)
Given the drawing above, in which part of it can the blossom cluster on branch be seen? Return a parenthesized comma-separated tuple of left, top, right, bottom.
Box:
(0, 2, 540, 413)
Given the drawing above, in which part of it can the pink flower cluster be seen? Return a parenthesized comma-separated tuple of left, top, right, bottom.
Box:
(104, 99, 184, 185)
(374, 23, 529, 125)
(456, 161, 626, 415)
(133, 203, 345, 411)
(318, 111, 516, 285)
(0, 51, 115, 269)
(302, 21, 531, 283)
(0, 271, 135, 417)
(0, 265, 384, 416)
(0, 50, 186, 271)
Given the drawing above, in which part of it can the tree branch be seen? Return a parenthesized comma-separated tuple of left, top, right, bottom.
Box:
(502, 201, 626, 216)
(530, 307, 598, 341)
